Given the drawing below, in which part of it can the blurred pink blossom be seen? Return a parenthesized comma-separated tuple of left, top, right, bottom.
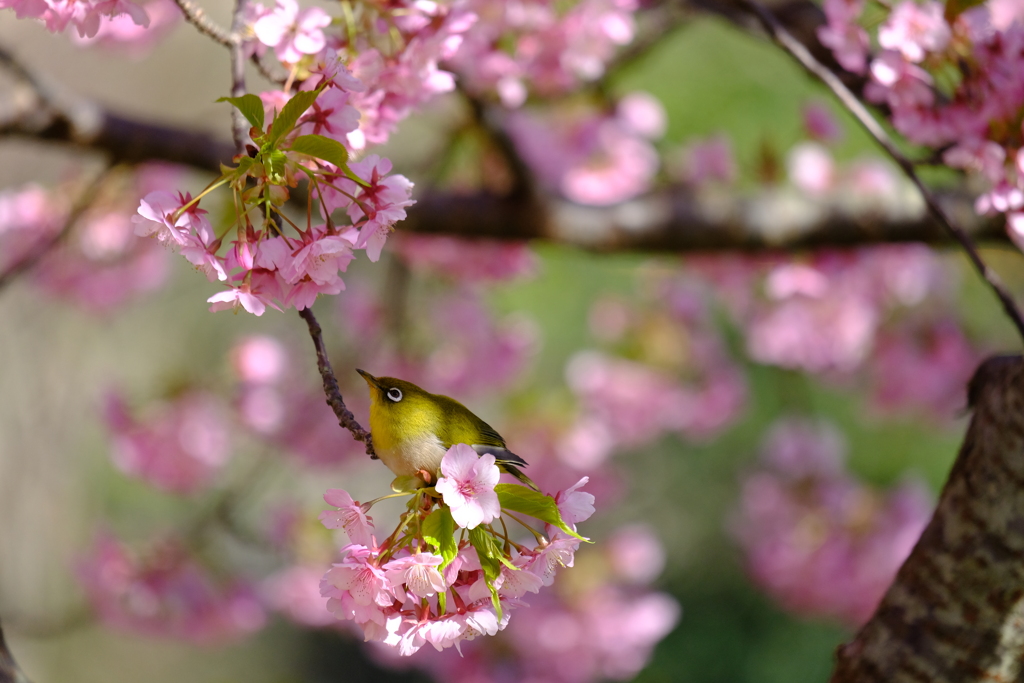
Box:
(878, 1, 950, 63)
(78, 534, 266, 643)
(803, 101, 844, 143)
(673, 135, 736, 186)
(262, 565, 335, 627)
(507, 103, 661, 206)
(104, 390, 232, 495)
(252, 0, 330, 64)
(230, 335, 288, 384)
(733, 418, 933, 626)
(70, 0, 179, 55)
(817, 0, 869, 73)
(787, 142, 836, 195)
(868, 319, 980, 420)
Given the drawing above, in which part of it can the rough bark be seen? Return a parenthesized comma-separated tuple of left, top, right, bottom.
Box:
(832, 355, 1024, 683)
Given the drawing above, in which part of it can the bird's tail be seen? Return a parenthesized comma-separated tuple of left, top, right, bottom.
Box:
(499, 462, 540, 492)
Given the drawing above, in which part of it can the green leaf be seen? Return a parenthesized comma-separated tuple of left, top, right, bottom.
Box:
(290, 134, 370, 187)
(290, 134, 350, 168)
(267, 88, 322, 147)
(422, 507, 458, 570)
(496, 484, 590, 542)
(217, 94, 264, 131)
(468, 527, 503, 620)
(265, 150, 288, 182)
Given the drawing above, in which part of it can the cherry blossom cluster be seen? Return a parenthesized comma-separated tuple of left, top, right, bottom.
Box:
(77, 533, 266, 643)
(693, 245, 950, 370)
(818, 0, 1024, 250)
(248, 0, 475, 149)
(450, 0, 640, 107)
(132, 59, 414, 315)
(1, 0, 150, 39)
(732, 418, 933, 625)
(373, 524, 679, 683)
(318, 444, 593, 655)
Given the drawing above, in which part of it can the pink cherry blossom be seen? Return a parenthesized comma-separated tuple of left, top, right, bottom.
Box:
(321, 544, 400, 608)
(207, 283, 273, 316)
(817, 0, 869, 73)
(252, 0, 330, 64)
(866, 51, 935, 110)
(434, 444, 501, 529)
(554, 477, 596, 527)
(70, 0, 179, 56)
(878, 1, 951, 63)
(328, 155, 416, 262)
(383, 553, 447, 599)
(296, 87, 361, 139)
(133, 190, 196, 246)
(319, 488, 377, 547)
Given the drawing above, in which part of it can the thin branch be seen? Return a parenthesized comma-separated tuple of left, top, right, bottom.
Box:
(736, 0, 1024, 345)
(171, 0, 234, 47)
(0, 618, 31, 683)
(298, 307, 376, 460)
(228, 0, 250, 155)
(0, 165, 114, 292)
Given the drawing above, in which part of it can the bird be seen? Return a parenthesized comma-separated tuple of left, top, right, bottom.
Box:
(357, 369, 537, 490)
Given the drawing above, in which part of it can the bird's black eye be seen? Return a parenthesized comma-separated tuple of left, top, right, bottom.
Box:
(386, 387, 403, 402)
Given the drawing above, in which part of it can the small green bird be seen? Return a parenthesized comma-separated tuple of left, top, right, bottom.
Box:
(357, 369, 537, 490)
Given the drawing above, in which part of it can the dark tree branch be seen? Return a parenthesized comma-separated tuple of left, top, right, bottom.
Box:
(298, 307, 376, 460)
(736, 0, 1024, 344)
(0, 619, 30, 683)
(832, 355, 1024, 682)
(405, 186, 1007, 251)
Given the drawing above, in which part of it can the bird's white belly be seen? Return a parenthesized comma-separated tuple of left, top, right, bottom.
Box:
(379, 433, 447, 477)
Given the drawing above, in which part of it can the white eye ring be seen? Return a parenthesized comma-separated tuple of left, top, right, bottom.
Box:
(387, 387, 403, 402)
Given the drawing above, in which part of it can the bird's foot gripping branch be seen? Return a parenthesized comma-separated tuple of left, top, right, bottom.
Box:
(318, 444, 593, 656)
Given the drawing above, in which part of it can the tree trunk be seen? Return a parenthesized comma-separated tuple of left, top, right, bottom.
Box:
(832, 355, 1024, 682)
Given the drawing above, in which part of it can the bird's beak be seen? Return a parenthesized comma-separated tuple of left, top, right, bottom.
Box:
(356, 369, 381, 390)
